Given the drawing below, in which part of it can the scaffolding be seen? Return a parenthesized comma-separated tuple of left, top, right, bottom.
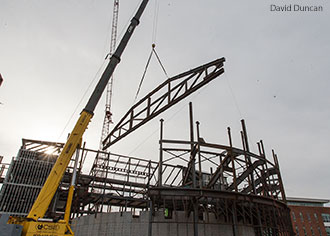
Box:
(0, 156, 8, 184)
(0, 139, 74, 218)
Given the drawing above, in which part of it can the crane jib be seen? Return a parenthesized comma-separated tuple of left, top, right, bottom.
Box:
(84, 0, 149, 114)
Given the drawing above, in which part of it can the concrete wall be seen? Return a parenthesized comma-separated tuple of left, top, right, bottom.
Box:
(71, 211, 255, 236)
(71, 212, 149, 236)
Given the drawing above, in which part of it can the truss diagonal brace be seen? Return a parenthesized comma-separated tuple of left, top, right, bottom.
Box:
(182, 144, 199, 186)
(227, 160, 264, 191)
(102, 57, 226, 149)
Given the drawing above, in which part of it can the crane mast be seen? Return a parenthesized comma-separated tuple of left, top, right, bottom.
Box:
(100, 0, 119, 150)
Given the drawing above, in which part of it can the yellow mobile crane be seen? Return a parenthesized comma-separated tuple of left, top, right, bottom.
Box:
(6, 0, 149, 235)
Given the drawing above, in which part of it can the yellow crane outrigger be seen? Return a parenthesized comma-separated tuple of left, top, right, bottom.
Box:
(8, 1, 149, 235)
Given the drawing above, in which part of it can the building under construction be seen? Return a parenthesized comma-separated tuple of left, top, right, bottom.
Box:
(0, 57, 293, 236)
(0, 114, 294, 235)
(0, 1, 294, 235)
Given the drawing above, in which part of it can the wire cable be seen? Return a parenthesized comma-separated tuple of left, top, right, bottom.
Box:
(152, 0, 160, 44)
(224, 73, 243, 118)
(57, 60, 107, 141)
(57, 0, 122, 142)
(134, 0, 164, 102)
(223, 73, 257, 152)
(134, 48, 154, 101)
(134, 44, 169, 102)
(153, 47, 169, 79)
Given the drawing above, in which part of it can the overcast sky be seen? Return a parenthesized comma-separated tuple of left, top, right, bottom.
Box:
(0, 0, 329, 200)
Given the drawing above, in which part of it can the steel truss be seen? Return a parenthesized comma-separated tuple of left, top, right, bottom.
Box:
(102, 58, 225, 149)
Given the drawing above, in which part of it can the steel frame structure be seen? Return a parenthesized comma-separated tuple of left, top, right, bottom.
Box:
(148, 187, 292, 236)
(0, 117, 294, 235)
(147, 113, 292, 236)
(0, 56, 293, 234)
(81, 149, 158, 215)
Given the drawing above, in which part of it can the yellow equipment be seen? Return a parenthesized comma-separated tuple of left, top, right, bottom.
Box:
(7, 1, 149, 235)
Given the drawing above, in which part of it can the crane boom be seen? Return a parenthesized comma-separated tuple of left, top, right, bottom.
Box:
(11, 1, 150, 235)
(84, 0, 149, 114)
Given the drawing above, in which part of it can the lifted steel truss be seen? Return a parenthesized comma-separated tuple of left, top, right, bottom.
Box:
(102, 58, 225, 149)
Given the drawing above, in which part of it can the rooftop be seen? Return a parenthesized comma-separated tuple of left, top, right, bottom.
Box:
(287, 197, 330, 207)
(287, 197, 330, 204)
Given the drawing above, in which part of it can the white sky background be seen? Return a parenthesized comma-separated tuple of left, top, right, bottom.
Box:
(0, 0, 329, 199)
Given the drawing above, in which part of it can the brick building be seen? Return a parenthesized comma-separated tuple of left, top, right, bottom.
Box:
(287, 197, 330, 236)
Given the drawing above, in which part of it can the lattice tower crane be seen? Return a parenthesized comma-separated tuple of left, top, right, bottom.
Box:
(100, 0, 119, 150)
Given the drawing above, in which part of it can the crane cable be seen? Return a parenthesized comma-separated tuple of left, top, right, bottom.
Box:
(134, 46, 153, 101)
(153, 45, 169, 78)
(134, 0, 165, 101)
(134, 44, 169, 101)
(151, 0, 168, 77)
(152, 0, 159, 43)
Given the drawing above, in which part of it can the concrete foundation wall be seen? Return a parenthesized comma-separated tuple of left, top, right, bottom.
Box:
(71, 211, 255, 236)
